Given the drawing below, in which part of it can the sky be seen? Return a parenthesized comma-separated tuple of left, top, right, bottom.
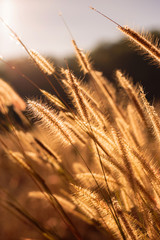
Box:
(0, 0, 160, 59)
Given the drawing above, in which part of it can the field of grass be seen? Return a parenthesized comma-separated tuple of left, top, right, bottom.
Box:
(0, 7, 160, 240)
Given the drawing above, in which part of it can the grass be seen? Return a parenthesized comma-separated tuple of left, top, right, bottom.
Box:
(0, 7, 160, 240)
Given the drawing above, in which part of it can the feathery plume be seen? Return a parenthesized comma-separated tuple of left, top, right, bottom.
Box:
(139, 87, 160, 142)
(29, 50, 55, 75)
(119, 26, 160, 64)
(75, 172, 120, 190)
(27, 100, 74, 144)
(90, 7, 160, 64)
(40, 89, 67, 111)
(72, 40, 92, 73)
(116, 70, 149, 127)
(62, 69, 89, 123)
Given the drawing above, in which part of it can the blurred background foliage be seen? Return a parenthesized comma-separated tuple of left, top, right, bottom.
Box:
(0, 30, 160, 102)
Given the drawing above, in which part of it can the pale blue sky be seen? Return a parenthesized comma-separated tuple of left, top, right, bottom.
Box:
(0, 0, 160, 59)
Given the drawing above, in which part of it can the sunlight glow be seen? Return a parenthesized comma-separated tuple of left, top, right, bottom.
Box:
(1, 0, 14, 23)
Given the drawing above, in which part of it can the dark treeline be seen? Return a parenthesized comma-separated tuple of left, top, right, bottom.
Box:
(0, 30, 160, 102)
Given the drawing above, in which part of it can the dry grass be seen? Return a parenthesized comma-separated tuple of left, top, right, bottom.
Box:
(0, 8, 160, 240)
